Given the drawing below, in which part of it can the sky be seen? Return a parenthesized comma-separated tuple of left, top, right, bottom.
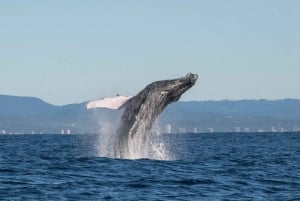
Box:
(0, 1, 299, 105)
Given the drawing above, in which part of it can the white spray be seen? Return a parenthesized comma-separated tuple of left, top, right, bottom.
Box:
(94, 111, 171, 160)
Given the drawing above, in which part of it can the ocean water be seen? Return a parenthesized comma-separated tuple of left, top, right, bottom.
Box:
(0, 133, 299, 200)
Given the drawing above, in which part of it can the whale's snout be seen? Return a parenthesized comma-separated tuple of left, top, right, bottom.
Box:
(190, 73, 198, 82)
(181, 73, 198, 85)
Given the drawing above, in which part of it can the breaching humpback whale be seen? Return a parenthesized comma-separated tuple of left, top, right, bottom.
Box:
(87, 73, 198, 158)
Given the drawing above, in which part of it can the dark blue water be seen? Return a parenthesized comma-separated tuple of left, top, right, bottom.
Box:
(1, 133, 299, 200)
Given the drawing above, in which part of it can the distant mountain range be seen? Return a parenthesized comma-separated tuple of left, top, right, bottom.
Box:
(1, 95, 300, 134)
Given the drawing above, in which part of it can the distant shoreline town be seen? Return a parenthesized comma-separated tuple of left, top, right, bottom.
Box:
(1, 126, 300, 135)
(1, 130, 300, 135)
(1, 95, 300, 135)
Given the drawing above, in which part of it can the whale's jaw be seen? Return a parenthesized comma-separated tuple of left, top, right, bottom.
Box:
(113, 73, 198, 159)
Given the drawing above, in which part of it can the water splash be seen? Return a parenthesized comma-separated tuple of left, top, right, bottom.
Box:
(90, 109, 121, 158)
(89, 105, 172, 160)
(148, 126, 173, 160)
(96, 120, 115, 158)
(96, 118, 172, 160)
(125, 123, 171, 160)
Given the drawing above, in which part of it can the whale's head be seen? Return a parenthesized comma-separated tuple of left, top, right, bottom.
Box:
(124, 72, 198, 117)
(151, 73, 198, 104)
(123, 72, 198, 119)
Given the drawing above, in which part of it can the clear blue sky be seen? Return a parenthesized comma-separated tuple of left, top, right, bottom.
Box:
(1, 1, 299, 105)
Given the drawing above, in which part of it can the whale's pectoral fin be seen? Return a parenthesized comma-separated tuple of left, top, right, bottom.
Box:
(86, 96, 132, 110)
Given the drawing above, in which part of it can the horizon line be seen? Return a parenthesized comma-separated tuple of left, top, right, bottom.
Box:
(1, 94, 300, 106)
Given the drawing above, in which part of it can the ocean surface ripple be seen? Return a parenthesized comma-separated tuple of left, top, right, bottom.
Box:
(0, 133, 299, 200)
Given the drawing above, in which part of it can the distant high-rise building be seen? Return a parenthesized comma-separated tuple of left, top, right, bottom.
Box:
(165, 124, 172, 134)
(193, 128, 198, 133)
(244, 128, 250, 133)
(208, 128, 214, 133)
(61, 129, 65, 135)
(234, 127, 241, 133)
(66, 129, 71, 135)
(293, 125, 299, 132)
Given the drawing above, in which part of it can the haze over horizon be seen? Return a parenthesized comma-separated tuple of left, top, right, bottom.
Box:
(1, 1, 299, 105)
